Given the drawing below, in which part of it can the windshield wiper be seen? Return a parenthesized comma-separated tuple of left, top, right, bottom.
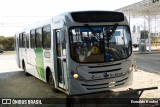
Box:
(84, 24, 101, 41)
(104, 23, 118, 48)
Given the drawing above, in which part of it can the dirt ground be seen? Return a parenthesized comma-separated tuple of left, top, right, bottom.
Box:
(113, 69, 160, 98)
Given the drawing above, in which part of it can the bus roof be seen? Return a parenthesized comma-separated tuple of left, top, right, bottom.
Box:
(15, 11, 126, 34)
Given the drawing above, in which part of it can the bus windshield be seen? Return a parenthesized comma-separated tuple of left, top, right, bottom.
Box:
(69, 25, 132, 63)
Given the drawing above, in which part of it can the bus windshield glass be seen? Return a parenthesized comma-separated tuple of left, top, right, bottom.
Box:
(69, 25, 132, 63)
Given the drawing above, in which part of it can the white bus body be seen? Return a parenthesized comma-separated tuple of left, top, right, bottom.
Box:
(15, 11, 134, 95)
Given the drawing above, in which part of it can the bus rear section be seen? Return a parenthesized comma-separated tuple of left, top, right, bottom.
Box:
(15, 34, 20, 68)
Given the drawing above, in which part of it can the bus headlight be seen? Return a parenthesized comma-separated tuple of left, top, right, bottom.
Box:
(71, 71, 85, 81)
(73, 74, 79, 79)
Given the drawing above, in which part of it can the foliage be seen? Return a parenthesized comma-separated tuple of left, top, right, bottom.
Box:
(0, 36, 14, 50)
(0, 44, 4, 50)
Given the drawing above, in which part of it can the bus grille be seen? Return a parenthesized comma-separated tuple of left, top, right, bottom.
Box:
(88, 68, 121, 74)
(77, 61, 131, 91)
(81, 77, 128, 90)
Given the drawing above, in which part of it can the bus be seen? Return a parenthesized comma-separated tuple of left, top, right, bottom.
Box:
(15, 11, 134, 95)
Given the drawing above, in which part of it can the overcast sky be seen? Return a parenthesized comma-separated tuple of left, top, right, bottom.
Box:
(0, 0, 141, 36)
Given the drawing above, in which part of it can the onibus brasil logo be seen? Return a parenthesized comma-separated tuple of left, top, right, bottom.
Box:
(2, 99, 42, 104)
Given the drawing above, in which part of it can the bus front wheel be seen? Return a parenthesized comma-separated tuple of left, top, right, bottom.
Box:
(48, 72, 59, 93)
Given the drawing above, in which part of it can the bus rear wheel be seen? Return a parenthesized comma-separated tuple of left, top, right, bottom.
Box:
(48, 72, 59, 93)
(22, 61, 30, 76)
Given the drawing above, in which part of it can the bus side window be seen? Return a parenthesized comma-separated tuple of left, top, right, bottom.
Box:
(36, 28, 42, 48)
(19, 33, 22, 48)
(22, 32, 26, 48)
(26, 34, 29, 48)
(43, 25, 51, 49)
(30, 30, 36, 48)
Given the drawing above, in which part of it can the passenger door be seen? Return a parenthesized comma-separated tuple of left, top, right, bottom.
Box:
(56, 29, 67, 89)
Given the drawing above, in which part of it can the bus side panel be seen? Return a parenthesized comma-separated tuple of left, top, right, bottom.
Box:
(34, 48, 46, 81)
(28, 48, 47, 82)
(27, 49, 37, 76)
(43, 50, 53, 82)
(19, 48, 27, 69)
(15, 35, 20, 68)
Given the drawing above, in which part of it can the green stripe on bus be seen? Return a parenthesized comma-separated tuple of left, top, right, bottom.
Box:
(35, 48, 45, 79)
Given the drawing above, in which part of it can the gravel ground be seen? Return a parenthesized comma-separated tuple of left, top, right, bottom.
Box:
(114, 69, 160, 98)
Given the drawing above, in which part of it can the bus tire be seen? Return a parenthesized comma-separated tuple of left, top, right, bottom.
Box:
(48, 71, 59, 93)
(22, 61, 30, 76)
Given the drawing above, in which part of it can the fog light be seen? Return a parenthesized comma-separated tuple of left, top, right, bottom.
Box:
(73, 74, 79, 79)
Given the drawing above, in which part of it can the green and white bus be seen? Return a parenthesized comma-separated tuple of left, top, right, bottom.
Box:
(15, 11, 134, 95)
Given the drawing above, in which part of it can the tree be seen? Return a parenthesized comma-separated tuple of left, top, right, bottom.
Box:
(0, 44, 4, 50)
(6, 37, 14, 50)
(0, 36, 14, 50)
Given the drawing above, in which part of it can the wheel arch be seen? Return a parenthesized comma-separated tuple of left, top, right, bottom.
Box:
(22, 59, 25, 69)
(46, 66, 54, 83)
